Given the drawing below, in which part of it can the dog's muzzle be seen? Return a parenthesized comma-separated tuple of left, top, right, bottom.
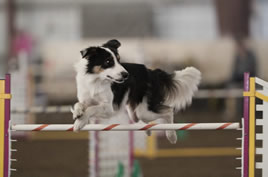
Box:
(121, 72, 129, 80)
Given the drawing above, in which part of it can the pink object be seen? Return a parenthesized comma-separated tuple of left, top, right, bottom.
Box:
(13, 32, 33, 56)
(4, 74, 11, 177)
(129, 122, 134, 176)
(243, 72, 250, 177)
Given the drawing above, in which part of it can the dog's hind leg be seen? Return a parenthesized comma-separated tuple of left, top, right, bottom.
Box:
(126, 105, 139, 123)
(163, 111, 177, 144)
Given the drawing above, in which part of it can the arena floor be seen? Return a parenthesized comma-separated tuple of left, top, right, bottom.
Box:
(11, 138, 240, 177)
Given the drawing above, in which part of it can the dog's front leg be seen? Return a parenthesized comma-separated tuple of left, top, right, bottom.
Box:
(73, 103, 114, 132)
(71, 102, 85, 120)
(83, 103, 114, 119)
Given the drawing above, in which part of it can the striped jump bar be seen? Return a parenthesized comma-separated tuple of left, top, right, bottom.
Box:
(11, 123, 239, 131)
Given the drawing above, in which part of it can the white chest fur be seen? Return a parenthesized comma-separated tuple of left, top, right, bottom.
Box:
(76, 73, 113, 106)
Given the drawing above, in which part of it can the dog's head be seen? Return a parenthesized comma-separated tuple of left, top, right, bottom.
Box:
(79, 39, 128, 83)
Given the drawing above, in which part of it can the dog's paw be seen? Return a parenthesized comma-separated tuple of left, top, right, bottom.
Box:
(70, 104, 84, 120)
(73, 118, 88, 132)
(166, 130, 177, 144)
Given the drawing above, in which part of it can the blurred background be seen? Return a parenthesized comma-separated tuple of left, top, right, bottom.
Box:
(0, 0, 267, 177)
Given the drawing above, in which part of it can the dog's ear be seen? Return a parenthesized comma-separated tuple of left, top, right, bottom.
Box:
(80, 47, 97, 59)
(102, 39, 121, 50)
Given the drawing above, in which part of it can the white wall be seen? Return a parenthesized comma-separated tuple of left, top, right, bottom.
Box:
(0, 10, 6, 77)
(0, 10, 6, 54)
(16, 7, 81, 42)
(154, 2, 218, 40)
(251, 1, 268, 39)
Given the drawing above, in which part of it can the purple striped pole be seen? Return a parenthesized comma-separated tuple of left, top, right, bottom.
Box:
(243, 72, 249, 177)
(95, 130, 99, 177)
(129, 121, 134, 177)
(4, 74, 11, 177)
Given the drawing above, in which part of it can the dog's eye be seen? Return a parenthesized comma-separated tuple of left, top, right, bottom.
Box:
(106, 59, 111, 64)
(103, 58, 114, 68)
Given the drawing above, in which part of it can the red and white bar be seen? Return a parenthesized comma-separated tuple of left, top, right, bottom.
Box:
(11, 123, 240, 131)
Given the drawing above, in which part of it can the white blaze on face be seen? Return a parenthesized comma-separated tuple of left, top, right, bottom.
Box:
(100, 47, 127, 83)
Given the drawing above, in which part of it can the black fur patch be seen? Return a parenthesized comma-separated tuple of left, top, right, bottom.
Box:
(111, 63, 176, 113)
(82, 47, 116, 74)
(102, 39, 121, 50)
(102, 39, 121, 61)
(81, 39, 122, 74)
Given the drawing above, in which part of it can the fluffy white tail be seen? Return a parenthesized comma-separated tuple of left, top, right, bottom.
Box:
(167, 67, 201, 111)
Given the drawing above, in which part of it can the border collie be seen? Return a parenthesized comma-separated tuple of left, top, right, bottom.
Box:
(71, 39, 201, 144)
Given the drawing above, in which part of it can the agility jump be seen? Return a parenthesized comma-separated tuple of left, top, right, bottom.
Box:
(11, 122, 239, 131)
(0, 73, 267, 177)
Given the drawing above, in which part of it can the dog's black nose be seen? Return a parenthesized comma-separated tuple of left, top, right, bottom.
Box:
(121, 72, 129, 79)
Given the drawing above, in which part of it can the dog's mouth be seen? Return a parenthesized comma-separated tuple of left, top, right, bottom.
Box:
(107, 76, 125, 83)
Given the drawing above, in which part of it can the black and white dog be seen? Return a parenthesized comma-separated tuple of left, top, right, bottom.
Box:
(71, 39, 201, 144)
